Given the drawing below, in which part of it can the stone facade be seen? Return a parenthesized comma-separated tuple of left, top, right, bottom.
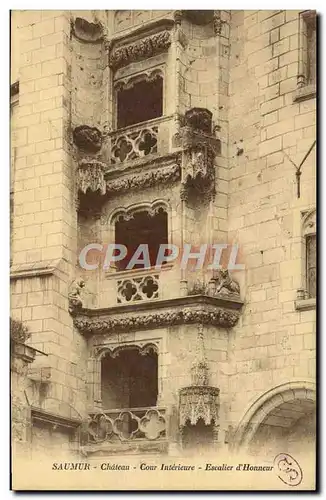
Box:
(10, 9, 316, 478)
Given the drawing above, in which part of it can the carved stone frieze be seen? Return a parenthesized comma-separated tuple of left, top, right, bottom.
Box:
(73, 125, 103, 153)
(73, 305, 240, 335)
(72, 17, 104, 43)
(106, 163, 181, 197)
(77, 159, 107, 195)
(109, 30, 171, 70)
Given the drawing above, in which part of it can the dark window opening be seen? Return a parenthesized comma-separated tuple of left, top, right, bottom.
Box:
(306, 234, 316, 298)
(117, 76, 163, 129)
(101, 348, 158, 410)
(115, 209, 168, 271)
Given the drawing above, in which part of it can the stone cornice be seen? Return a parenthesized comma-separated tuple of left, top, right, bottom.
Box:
(10, 258, 65, 281)
(106, 163, 181, 197)
(31, 407, 82, 430)
(72, 295, 244, 335)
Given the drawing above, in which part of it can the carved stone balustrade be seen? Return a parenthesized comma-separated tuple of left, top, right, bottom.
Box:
(109, 116, 174, 166)
(117, 272, 159, 304)
(83, 407, 167, 455)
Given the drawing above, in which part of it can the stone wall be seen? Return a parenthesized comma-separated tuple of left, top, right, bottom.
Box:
(227, 10, 316, 428)
(10, 11, 89, 449)
(10, 10, 316, 462)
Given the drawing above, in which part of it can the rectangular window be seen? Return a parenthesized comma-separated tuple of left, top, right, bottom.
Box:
(306, 234, 316, 298)
(116, 75, 163, 129)
(115, 209, 168, 271)
(305, 12, 317, 85)
(296, 10, 316, 101)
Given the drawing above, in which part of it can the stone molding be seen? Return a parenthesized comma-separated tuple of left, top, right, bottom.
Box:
(233, 380, 316, 449)
(106, 163, 181, 198)
(10, 259, 63, 280)
(109, 30, 172, 70)
(72, 294, 244, 335)
(31, 407, 82, 430)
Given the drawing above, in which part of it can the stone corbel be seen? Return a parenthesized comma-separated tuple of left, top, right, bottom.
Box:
(77, 158, 107, 196)
(180, 108, 220, 204)
(179, 325, 220, 437)
(73, 125, 103, 154)
(71, 17, 104, 43)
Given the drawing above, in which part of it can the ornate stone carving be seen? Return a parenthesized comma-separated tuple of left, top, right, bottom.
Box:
(213, 11, 223, 35)
(77, 159, 106, 195)
(87, 407, 166, 443)
(181, 146, 216, 204)
(68, 279, 86, 315)
(109, 30, 171, 70)
(185, 107, 212, 134)
(95, 342, 159, 360)
(117, 274, 159, 303)
(111, 126, 158, 164)
(106, 163, 181, 198)
(179, 326, 219, 428)
(209, 269, 240, 297)
(180, 108, 220, 205)
(72, 17, 103, 43)
(73, 125, 103, 153)
(73, 306, 240, 335)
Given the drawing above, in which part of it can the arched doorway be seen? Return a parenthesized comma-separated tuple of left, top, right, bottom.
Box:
(234, 381, 316, 458)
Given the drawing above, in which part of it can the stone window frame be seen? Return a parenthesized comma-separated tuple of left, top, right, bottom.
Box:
(296, 208, 316, 311)
(89, 337, 164, 411)
(293, 10, 317, 103)
(105, 199, 174, 275)
(112, 61, 168, 132)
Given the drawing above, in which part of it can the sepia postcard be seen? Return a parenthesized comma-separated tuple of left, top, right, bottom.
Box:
(10, 8, 317, 491)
